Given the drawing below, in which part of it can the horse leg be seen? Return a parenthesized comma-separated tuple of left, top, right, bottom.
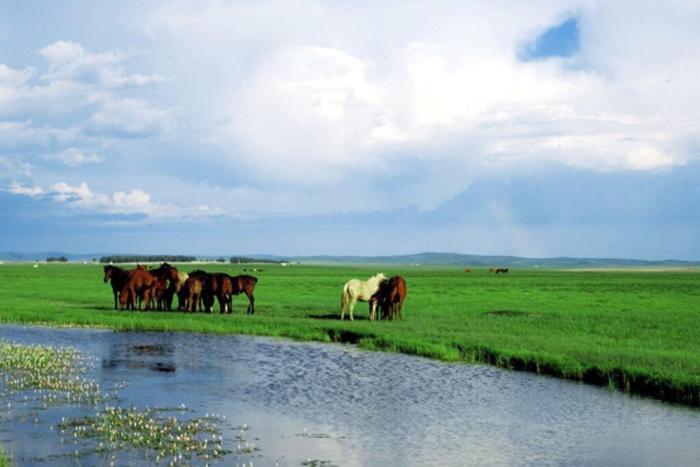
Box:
(340, 292, 346, 320)
(218, 294, 225, 314)
(246, 291, 254, 314)
(348, 297, 357, 321)
(129, 285, 137, 311)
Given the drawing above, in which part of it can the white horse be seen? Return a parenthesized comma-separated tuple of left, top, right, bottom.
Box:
(340, 273, 387, 321)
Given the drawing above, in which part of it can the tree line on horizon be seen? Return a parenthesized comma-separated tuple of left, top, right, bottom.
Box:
(98, 255, 288, 264)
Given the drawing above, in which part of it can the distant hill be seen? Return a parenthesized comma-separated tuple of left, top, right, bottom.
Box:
(1, 251, 697, 269)
(289, 252, 700, 268)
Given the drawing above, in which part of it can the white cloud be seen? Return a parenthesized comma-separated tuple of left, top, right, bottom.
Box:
(39, 40, 162, 89)
(45, 181, 224, 219)
(44, 148, 105, 166)
(7, 181, 44, 198)
(87, 97, 172, 137)
(149, 0, 699, 193)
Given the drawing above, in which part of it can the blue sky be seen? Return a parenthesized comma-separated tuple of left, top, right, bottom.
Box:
(1, 1, 699, 259)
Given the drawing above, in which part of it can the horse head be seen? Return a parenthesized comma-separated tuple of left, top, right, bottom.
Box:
(375, 272, 388, 282)
(103, 265, 112, 283)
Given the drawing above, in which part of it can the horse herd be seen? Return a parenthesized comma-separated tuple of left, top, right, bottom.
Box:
(103, 265, 407, 321)
(103, 263, 257, 314)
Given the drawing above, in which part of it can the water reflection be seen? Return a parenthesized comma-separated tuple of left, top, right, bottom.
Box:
(0, 324, 698, 466)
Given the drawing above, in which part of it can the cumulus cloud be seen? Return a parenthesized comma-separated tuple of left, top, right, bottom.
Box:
(5, 180, 226, 220)
(39, 40, 162, 89)
(8, 181, 44, 198)
(0, 40, 170, 143)
(150, 0, 699, 191)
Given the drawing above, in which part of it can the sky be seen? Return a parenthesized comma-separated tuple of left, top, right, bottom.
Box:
(1, 0, 699, 259)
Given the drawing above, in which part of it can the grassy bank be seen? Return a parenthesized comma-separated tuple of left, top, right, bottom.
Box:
(0, 448, 10, 467)
(0, 263, 698, 406)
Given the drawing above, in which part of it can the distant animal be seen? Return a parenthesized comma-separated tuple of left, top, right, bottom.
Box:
(103, 265, 130, 310)
(369, 276, 408, 321)
(495, 268, 509, 274)
(464, 268, 471, 273)
(340, 273, 387, 321)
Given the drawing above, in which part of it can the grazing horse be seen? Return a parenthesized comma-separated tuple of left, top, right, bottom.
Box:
(339, 273, 387, 321)
(120, 265, 157, 311)
(230, 274, 258, 314)
(495, 268, 509, 274)
(370, 276, 408, 321)
(103, 265, 130, 310)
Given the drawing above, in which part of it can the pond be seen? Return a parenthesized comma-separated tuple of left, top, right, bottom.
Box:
(0, 324, 698, 466)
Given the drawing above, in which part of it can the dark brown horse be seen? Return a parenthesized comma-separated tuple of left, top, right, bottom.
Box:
(207, 273, 257, 314)
(230, 275, 258, 314)
(150, 263, 179, 310)
(206, 273, 235, 314)
(370, 276, 407, 321)
(103, 265, 130, 310)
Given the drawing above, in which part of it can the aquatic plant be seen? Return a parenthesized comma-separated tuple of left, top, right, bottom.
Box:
(0, 341, 102, 404)
(59, 406, 229, 464)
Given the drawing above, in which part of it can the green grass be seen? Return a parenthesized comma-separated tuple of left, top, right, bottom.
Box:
(0, 448, 10, 467)
(0, 263, 698, 406)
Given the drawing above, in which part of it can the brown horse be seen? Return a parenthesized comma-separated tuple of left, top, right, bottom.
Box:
(120, 265, 157, 311)
(207, 273, 236, 314)
(230, 274, 258, 314)
(150, 263, 180, 310)
(182, 275, 207, 312)
(370, 276, 407, 321)
(103, 265, 130, 310)
(188, 270, 215, 312)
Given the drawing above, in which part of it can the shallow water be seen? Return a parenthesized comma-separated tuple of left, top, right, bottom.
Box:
(0, 324, 698, 466)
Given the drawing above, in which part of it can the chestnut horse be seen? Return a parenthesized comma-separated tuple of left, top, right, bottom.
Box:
(103, 265, 130, 310)
(120, 265, 157, 311)
(369, 276, 407, 321)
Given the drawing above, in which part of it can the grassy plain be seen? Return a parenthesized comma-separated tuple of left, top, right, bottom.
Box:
(0, 263, 698, 405)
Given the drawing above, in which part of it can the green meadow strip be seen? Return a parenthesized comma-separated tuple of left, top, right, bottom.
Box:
(0, 263, 698, 406)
